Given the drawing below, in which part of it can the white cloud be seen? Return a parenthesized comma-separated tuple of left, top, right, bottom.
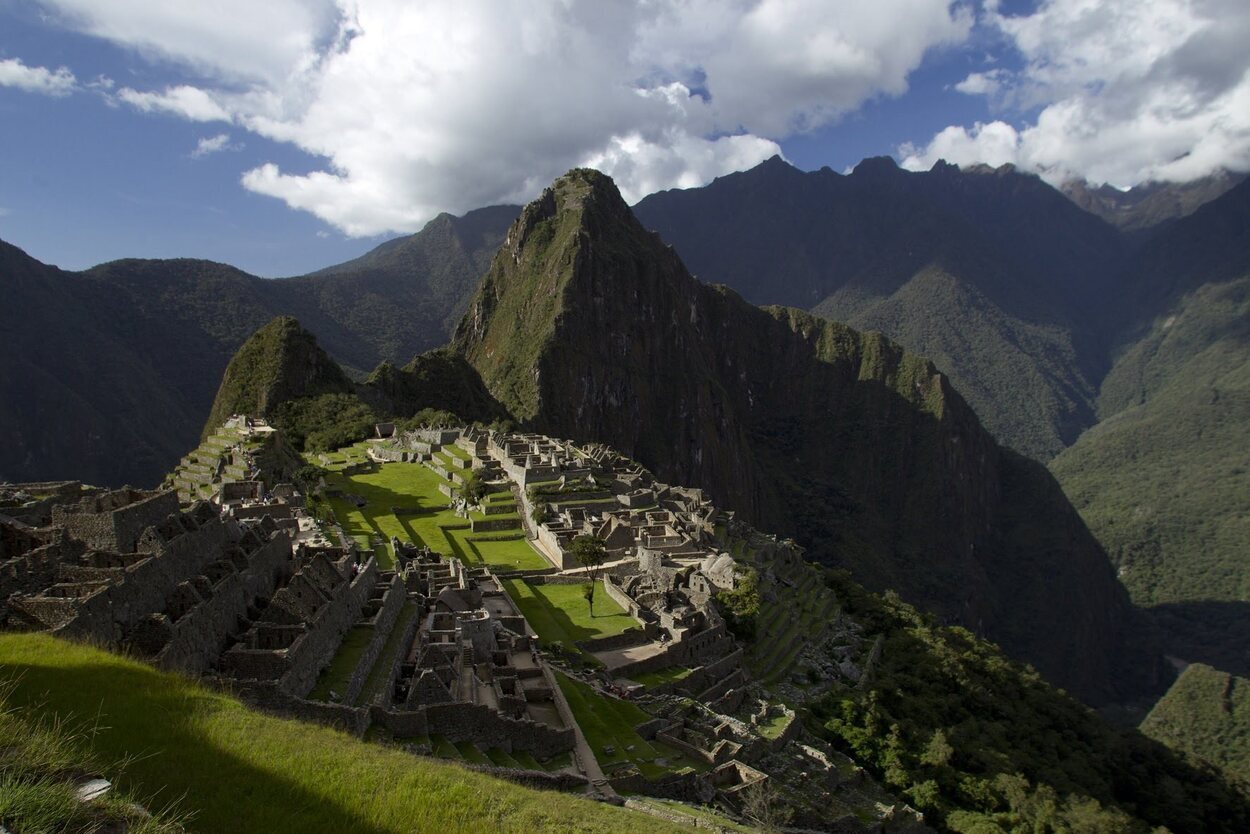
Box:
(0, 58, 77, 96)
(191, 133, 241, 158)
(35, 0, 972, 236)
(904, 0, 1250, 186)
(37, 0, 339, 85)
(953, 69, 1006, 96)
(116, 85, 231, 122)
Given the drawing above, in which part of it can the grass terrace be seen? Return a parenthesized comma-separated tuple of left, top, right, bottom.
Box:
(321, 457, 549, 572)
(0, 634, 694, 834)
(631, 667, 694, 689)
(555, 672, 703, 779)
(308, 625, 373, 701)
(357, 601, 420, 706)
(501, 580, 637, 656)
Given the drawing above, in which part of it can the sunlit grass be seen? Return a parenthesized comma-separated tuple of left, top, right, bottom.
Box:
(0, 634, 693, 834)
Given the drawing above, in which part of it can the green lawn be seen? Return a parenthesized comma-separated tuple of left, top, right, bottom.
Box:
(308, 625, 374, 701)
(324, 459, 550, 572)
(0, 634, 693, 834)
(631, 667, 693, 688)
(555, 673, 701, 779)
(501, 580, 637, 652)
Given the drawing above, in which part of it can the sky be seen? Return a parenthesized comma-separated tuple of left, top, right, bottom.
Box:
(1, 0, 1248, 277)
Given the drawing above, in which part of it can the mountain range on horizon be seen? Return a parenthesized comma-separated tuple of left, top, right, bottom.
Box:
(4, 154, 1248, 680)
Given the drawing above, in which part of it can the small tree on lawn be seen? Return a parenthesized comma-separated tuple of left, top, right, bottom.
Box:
(458, 469, 489, 509)
(569, 535, 607, 617)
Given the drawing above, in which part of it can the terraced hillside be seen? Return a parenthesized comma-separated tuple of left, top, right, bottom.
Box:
(317, 445, 546, 572)
(167, 419, 302, 502)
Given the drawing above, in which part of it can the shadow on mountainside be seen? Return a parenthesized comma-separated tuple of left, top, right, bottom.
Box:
(1148, 600, 1250, 677)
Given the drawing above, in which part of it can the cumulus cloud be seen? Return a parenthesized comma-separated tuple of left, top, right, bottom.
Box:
(952, 69, 1006, 96)
(191, 133, 242, 158)
(116, 85, 231, 122)
(0, 57, 77, 96)
(35, 0, 971, 236)
(903, 0, 1250, 186)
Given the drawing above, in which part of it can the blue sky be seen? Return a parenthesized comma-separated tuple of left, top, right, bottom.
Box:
(1, 1, 1247, 277)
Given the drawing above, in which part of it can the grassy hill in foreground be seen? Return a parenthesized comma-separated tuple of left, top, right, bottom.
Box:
(0, 634, 691, 834)
(1141, 664, 1250, 783)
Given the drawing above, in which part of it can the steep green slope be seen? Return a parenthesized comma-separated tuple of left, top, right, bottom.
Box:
(454, 168, 1163, 705)
(0, 634, 691, 834)
(0, 206, 513, 487)
(1051, 276, 1250, 606)
(1141, 664, 1250, 783)
(633, 157, 1120, 460)
(203, 316, 355, 434)
(816, 574, 1250, 832)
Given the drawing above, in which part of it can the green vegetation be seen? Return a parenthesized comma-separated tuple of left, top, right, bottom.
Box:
(0, 693, 184, 834)
(203, 316, 355, 439)
(811, 571, 1250, 833)
(1052, 276, 1250, 607)
(309, 625, 374, 701)
(568, 535, 608, 616)
(273, 392, 378, 453)
(554, 672, 700, 779)
(631, 667, 693, 688)
(1141, 664, 1250, 783)
(0, 634, 693, 834)
(501, 579, 636, 656)
(357, 601, 419, 706)
(323, 458, 549, 572)
(715, 567, 760, 640)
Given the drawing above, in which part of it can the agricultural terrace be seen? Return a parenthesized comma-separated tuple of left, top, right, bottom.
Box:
(317, 447, 549, 573)
(501, 579, 637, 658)
(0, 634, 692, 834)
(555, 672, 706, 779)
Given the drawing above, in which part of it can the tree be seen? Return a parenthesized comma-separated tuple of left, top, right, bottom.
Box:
(569, 535, 607, 616)
(739, 779, 793, 833)
(458, 469, 490, 508)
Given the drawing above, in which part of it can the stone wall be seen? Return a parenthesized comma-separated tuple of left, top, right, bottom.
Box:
(341, 574, 407, 705)
(374, 702, 574, 759)
(148, 531, 292, 674)
(52, 490, 179, 553)
(280, 557, 379, 697)
(235, 679, 370, 737)
(368, 601, 422, 708)
(45, 514, 232, 644)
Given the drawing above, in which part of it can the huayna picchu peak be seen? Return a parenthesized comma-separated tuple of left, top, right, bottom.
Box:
(449, 168, 1164, 707)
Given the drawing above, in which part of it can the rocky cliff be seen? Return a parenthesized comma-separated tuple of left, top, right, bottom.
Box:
(453, 169, 1164, 704)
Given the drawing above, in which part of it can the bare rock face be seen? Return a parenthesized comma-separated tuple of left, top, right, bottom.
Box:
(453, 168, 1166, 705)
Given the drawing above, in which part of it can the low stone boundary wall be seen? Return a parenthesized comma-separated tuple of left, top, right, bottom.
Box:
(470, 516, 522, 533)
(232, 679, 370, 737)
(374, 701, 574, 760)
(458, 763, 587, 792)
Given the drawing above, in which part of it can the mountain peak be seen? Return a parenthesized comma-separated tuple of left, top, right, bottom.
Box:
(202, 316, 352, 437)
(851, 155, 901, 178)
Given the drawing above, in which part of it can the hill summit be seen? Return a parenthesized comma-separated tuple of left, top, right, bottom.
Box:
(444, 168, 1164, 705)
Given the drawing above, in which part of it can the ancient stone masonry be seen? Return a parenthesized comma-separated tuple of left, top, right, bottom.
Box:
(3, 419, 927, 830)
(369, 550, 576, 759)
(222, 551, 377, 697)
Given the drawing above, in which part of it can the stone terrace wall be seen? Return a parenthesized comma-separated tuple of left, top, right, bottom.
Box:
(280, 558, 379, 697)
(375, 701, 574, 760)
(342, 575, 407, 705)
(150, 531, 292, 674)
(52, 490, 180, 553)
